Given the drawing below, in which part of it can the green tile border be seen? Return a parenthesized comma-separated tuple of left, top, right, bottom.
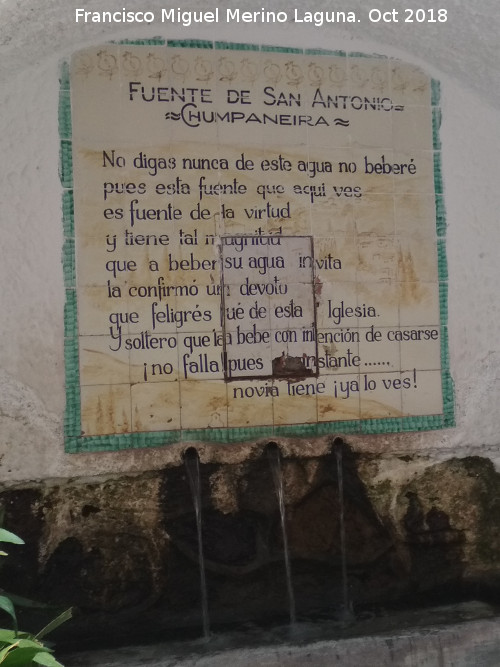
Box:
(62, 190, 74, 238)
(114, 37, 165, 45)
(431, 78, 441, 108)
(215, 42, 260, 52)
(304, 48, 347, 57)
(58, 90, 72, 139)
(432, 108, 442, 150)
(167, 39, 213, 49)
(261, 45, 303, 54)
(435, 195, 446, 238)
(59, 140, 73, 189)
(59, 61, 70, 91)
(62, 238, 75, 287)
(431, 77, 454, 428)
(348, 51, 387, 59)
(60, 42, 454, 453)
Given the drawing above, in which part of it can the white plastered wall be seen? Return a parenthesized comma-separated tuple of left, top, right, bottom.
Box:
(1, 1, 499, 483)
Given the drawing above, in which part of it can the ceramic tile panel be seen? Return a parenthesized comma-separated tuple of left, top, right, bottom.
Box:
(77, 286, 116, 336)
(80, 383, 131, 436)
(359, 370, 404, 419)
(79, 335, 131, 386)
(310, 327, 360, 377)
(272, 384, 319, 425)
(221, 235, 316, 381)
(64, 43, 451, 451)
(179, 380, 228, 429)
(129, 343, 180, 384)
(317, 374, 361, 422)
(226, 379, 275, 428)
(358, 328, 401, 375)
(131, 381, 181, 432)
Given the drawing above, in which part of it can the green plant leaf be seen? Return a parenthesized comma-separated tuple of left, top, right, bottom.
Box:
(0, 641, 19, 664)
(1, 648, 40, 665)
(3, 593, 52, 611)
(0, 630, 17, 647)
(0, 638, 49, 665)
(33, 652, 64, 667)
(0, 531, 23, 546)
(0, 526, 65, 667)
(35, 609, 72, 641)
(0, 596, 17, 633)
(0, 628, 20, 651)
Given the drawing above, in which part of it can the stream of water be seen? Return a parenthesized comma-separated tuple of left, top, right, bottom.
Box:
(334, 439, 352, 623)
(184, 447, 210, 640)
(267, 443, 297, 625)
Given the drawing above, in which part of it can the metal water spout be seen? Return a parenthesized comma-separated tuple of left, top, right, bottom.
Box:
(266, 442, 297, 625)
(332, 437, 354, 624)
(183, 447, 210, 640)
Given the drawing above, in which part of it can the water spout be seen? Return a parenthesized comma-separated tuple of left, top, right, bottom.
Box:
(266, 442, 296, 625)
(183, 447, 210, 640)
(332, 437, 354, 624)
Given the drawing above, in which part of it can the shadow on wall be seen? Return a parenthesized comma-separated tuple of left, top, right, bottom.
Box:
(0, 447, 499, 651)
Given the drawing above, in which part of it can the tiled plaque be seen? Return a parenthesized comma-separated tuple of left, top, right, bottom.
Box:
(61, 41, 453, 452)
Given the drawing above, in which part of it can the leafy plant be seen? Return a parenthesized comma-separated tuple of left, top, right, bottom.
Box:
(0, 527, 71, 666)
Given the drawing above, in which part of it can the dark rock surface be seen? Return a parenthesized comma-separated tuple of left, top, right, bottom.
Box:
(2, 446, 500, 652)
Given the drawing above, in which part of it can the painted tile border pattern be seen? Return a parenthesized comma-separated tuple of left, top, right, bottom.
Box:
(60, 39, 454, 453)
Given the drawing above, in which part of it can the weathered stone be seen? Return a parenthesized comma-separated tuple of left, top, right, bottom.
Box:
(0, 451, 500, 651)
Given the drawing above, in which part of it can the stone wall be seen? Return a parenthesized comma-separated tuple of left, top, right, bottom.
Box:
(2, 441, 500, 649)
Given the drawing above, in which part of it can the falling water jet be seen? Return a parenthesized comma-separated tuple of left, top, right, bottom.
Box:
(332, 437, 354, 625)
(183, 447, 210, 640)
(266, 442, 297, 626)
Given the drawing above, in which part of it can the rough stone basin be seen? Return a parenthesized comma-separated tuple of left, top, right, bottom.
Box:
(61, 602, 500, 666)
(4, 446, 500, 662)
